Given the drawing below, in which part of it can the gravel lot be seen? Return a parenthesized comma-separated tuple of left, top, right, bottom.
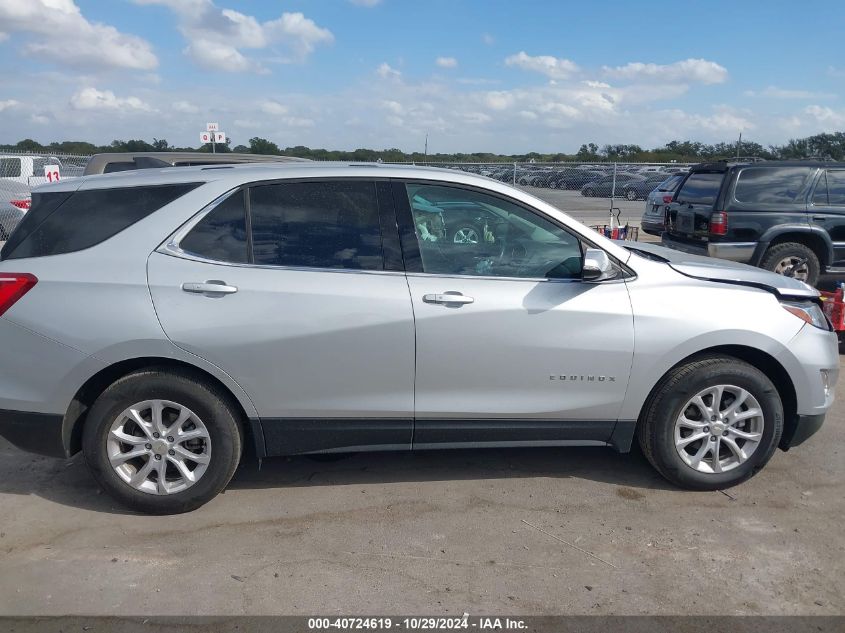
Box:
(0, 359, 842, 616)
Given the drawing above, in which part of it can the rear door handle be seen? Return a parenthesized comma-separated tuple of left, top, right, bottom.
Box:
(423, 292, 474, 305)
(812, 215, 829, 221)
(182, 281, 238, 295)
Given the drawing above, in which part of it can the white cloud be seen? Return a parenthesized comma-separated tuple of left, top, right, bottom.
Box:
(505, 51, 579, 80)
(260, 100, 289, 115)
(376, 62, 401, 79)
(70, 88, 153, 112)
(659, 107, 754, 134)
(803, 105, 845, 128)
(134, 0, 332, 71)
(0, 0, 157, 70)
(349, 0, 382, 6)
(0, 99, 20, 112)
(30, 114, 50, 125)
(744, 86, 834, 100)
(603, 58, 728, 84)
(173, 100, 200, 114)
(436, 57, 458, 68)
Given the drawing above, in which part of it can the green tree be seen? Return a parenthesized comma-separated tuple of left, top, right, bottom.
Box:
(248, 137, 281, 155)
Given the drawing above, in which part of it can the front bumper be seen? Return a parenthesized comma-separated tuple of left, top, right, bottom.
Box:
(0, 409, 66, 458)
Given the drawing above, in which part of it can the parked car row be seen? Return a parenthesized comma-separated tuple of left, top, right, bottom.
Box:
(445, 163, 690, 198)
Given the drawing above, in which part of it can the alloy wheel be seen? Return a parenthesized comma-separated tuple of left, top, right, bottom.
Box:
(674, 385, 764, 474)
(453, 227, 480, 244)
(107, 399, 212, 495)
(773, 256, 810, 282)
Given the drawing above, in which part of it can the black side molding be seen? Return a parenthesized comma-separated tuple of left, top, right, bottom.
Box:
(0, 409, 66, 458)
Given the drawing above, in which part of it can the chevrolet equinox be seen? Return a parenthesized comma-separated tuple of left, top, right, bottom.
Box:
(0, 163, 836, 513)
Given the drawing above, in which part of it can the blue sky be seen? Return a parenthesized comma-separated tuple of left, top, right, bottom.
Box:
(1, 0, 843, 153)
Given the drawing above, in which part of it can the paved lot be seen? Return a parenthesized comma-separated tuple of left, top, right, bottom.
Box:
(0, 359, 842, 616)
(521, 186, 646, 228)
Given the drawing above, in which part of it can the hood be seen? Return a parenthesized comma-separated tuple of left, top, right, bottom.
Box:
(620, 241, 819, 300)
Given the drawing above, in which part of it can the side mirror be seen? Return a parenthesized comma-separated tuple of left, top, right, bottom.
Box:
(582, 248, 618, 282)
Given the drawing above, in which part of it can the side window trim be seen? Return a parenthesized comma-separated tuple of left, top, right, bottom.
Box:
(812, 170, 829, 206)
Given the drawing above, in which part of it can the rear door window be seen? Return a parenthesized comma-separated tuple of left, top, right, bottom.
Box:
(676, 172, 723, 205)
(249, 180, 384, 270)
(2, 183, 201, 260)
(733, 166, 813, 204)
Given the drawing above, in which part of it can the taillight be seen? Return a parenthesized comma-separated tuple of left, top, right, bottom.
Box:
(10, 199, 31, 211)
(710, 211, 728, 236)
(0, 274, 37, 317)
(662, 195, 673, 204)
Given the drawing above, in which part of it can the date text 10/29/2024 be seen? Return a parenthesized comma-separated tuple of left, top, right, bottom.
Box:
(308, 617, 527, 630)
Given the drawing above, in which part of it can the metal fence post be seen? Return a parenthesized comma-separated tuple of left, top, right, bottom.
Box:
(513, 162, 517, 186)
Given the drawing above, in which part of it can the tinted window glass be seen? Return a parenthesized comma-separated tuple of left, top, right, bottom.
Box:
(813, 172, 829, 205)
(4, 183, 200, 260)
(249, 181, 383, 270)
(406, 184, 583, 279)
(826, 170, 845, 205)
(676, 172, 723, 205)
(0, 158, 21, 178)
(734, 167, 813, 204)
(180, 191, 249, 263)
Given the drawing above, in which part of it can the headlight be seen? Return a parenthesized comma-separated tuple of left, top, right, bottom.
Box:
(781, 301, 831, 330)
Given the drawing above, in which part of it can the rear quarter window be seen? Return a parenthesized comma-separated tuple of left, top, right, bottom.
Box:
(676, 172, 723, 205)
(2, 183, 201, 260)
(733, 166, 813, 204)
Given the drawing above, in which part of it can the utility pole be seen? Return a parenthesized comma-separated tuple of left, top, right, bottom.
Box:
(736, 132, 742, 159)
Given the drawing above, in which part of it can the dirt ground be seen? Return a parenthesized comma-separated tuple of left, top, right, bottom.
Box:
(0, 357, 842, 616)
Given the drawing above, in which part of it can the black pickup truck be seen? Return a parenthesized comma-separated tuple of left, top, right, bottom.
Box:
(661, 160, 845, 287)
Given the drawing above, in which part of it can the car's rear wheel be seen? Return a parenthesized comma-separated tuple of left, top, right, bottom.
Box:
(638, 356, 782, 490)
(760, 242, 820, 287)
(82, 368, 242, 514)
(625, 189, 638, 201)
(583, 188, 594, 197)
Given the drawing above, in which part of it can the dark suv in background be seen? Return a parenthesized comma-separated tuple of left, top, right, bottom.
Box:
(661, 161, 845, 287)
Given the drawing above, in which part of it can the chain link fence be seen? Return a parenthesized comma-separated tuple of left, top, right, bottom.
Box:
(0, 152, 88, 242)
(0, 152, 692, 245)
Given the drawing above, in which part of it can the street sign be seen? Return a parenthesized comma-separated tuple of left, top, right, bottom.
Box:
(214, 132, 226, 143)
(200, 132, 212, 144)
(206, 122, 219, 132)
(43, 164, 60, 182)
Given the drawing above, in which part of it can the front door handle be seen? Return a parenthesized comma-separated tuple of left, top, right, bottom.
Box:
(423, 291, 474, 305)
(812, 215, 829, 221)
(182, 281, 238, 295)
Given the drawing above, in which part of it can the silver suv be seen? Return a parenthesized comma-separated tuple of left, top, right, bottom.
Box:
(0, 164, 836, 514)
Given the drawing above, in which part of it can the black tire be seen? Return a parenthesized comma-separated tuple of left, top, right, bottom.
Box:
(583, 188, 594, 197)
(760, 242, 820, 287)
(637, 356, 783, 490)
(82, 368, 242, 514)
(548, 180, 558, 189)
(625, 189, 638, 201)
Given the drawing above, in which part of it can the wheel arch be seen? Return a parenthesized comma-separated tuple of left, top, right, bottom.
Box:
(62, 357, 263, 458)
(751, 227, 833, 267)
(636, 344, 798, 451)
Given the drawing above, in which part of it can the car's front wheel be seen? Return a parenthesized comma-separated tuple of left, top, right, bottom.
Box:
(638, 356, 782, 490)
(625, 189, 638, 201)
(82, 368, 242, 514)
(582, 188, 594, 197)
